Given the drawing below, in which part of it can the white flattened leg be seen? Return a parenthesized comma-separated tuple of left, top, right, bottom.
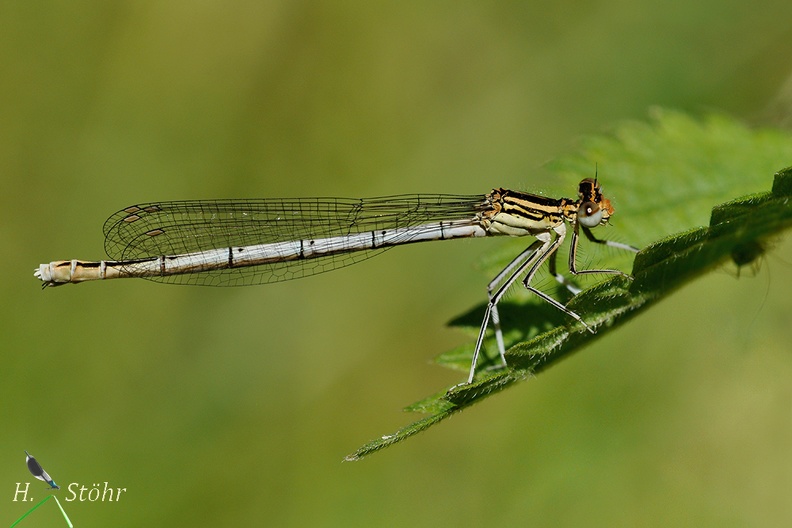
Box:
(466, 240, 549, 384)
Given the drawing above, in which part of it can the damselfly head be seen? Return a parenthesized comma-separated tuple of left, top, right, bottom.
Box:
(577, 179, 614, 227)
(577, 178, 603, 203)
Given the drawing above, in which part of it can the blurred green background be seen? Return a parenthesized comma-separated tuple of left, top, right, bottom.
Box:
(3, 1, 792, 526)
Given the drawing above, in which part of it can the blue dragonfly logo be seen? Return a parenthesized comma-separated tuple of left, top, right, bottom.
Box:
(25, 450, 59, 490)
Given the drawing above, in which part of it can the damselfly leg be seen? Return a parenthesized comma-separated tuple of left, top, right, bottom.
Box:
(467, 199, 639, 384)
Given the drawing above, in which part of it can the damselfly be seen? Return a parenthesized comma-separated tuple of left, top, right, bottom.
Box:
(25, 450, 59, 490)
(35, 178, 638, 383)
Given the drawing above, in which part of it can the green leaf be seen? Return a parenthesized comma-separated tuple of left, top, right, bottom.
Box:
(346, 110, 792, 461)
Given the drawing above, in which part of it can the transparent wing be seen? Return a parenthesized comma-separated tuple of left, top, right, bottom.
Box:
(102, 194, 488, 286)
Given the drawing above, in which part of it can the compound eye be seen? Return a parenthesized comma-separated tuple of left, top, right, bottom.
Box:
(578, 201, 603, 228)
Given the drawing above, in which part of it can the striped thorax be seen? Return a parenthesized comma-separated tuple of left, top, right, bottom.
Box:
(482, 178, 614, 236)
